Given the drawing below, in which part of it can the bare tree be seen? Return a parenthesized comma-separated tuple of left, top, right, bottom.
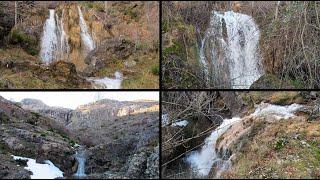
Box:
(14, 1, 17, 26)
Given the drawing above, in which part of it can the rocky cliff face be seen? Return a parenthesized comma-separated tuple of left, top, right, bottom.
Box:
(20, 98, 73, 126)
(67, 99, 158, 131)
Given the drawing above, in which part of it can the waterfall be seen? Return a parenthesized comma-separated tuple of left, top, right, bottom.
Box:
(200, 11, 263, 89)
(74, 146, 86, 177)
(186, 117, 241, 177)
(40, 9, 58, 64)
(78, 6, 95, 52)
(40, 9, 70, 64)
(56, 9, 70, 60)
(186, 103, 303, 177)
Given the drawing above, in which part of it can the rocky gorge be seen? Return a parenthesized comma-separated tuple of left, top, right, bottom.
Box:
(0, 95, 159, 179)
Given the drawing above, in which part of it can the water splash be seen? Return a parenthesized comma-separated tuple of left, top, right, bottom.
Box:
(40, 9, 58, 64)
(186, 103, 303, 177)
(78, 6, 95, 52)
(89, 71, 123, 89)
(200, 11, 263, 89)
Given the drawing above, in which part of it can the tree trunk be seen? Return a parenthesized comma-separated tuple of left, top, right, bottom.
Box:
(14, 1, 17, 26)
(104, 1, 108, 16)
(274, 1, 280, 21)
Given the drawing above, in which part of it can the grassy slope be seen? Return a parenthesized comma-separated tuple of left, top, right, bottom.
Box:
(222, 118, 320, 179)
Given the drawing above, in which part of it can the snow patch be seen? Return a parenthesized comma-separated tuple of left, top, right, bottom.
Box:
(162, 114, 169, 127)
(171, 120, 189, 127)
(12, 155, 63, 179)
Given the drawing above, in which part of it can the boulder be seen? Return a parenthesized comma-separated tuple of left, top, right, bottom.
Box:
(126, 151, 147, 178)
(83, 38, 135, 75)
(85, 141, 135, 174)
(0, 154, 31, 179)
(36, 142, 76, 176)
(49, 60, 90, 87)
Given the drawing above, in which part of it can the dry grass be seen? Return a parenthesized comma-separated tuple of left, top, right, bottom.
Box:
(222, 118, 320, 179)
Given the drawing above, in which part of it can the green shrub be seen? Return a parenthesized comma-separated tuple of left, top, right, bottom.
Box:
(95, 4, 105, 12)
(10, 29, 38, 56)
(163, 42, 182, 57)
(274, 138, 288, 150)
(151, 65, 159, 75)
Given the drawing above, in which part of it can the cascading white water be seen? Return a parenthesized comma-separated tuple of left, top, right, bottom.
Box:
(56, 9, 70, 60)
(40, 9, 70, 64)
(40, 9, 58, 64)
(186, 117, 241, 177)
(89, 71, 123, 89)
(78, 6, 95, 52)
(200, 11, 263, 89)
(74, 147, 86, 177)
(186, 103, 303, 177)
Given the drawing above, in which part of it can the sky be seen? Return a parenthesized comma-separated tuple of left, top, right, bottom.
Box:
(0, 91, 159, 109)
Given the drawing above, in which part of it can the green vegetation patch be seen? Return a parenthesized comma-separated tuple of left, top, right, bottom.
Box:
(9, 29, 38, 56)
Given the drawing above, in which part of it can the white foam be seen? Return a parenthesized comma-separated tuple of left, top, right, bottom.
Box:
(90, 71, 123, 89)
(251, 103, 303, 120)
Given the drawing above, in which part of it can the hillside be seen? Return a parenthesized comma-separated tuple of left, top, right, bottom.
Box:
(0, 1, 159, 89)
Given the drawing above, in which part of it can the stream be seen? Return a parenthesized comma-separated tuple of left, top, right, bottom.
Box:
(74, 145, 87, 178)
